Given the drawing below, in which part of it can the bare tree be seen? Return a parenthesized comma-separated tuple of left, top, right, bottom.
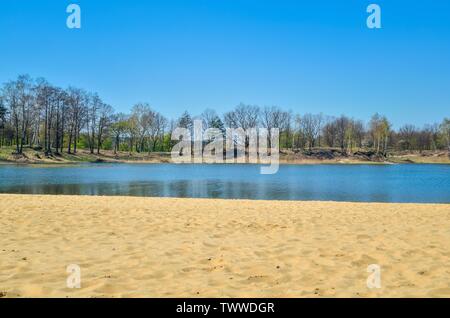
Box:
(132, 103, 155, 153)
(261, 106, 290, 148)
(345, 118, 365, 153)
(148, 113, 167, 152)
(53, 88, 67, 154)
(322, 116, 337, 148)
(2, 75, 35, 154)
(398, 124, 417, 151)
(86, 93, 99, 154)
(0, 96, 7, 148)
(440, 118, 450, 155)
(96, 103, 114, 154)
(35, 78, 61, 155)
(224, 103, 259, 130)
(297, 113, 323, 150)
(66, 87, 87, 154)
(201, 109, 218, 130)
(224, 104, 260, 151)
(335, 115, 350, 153)
(1, 74, 450, 157)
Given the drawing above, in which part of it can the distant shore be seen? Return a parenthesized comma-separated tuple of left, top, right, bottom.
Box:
(1, 147, 449, 165)
(1, 194, 450, 298)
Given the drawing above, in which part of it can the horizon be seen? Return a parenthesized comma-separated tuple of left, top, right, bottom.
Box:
(1, 0, 449, 128)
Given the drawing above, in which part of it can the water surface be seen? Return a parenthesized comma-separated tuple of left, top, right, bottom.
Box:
(0, 164, 449, 203)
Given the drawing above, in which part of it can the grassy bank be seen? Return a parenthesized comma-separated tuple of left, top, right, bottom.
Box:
(0, 147, 173, 165)
(0, 146, 449, 165)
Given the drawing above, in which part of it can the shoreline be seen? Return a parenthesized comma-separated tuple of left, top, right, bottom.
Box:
(1, 160, 448, 167)
(1, 148, 449, 166)
(1, 193, 449, 205)
(1, 194, 450, 298)
(1, 156, 448, 166)
(0, 159, 396, 166)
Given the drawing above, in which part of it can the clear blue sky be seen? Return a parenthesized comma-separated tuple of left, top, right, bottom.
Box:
(1, 0, 449, 128)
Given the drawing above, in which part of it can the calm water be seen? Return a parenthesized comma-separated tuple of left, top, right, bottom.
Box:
(0, 164, 449, 203)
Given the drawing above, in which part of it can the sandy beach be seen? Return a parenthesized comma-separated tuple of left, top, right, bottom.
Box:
(1, 194, 449, 298)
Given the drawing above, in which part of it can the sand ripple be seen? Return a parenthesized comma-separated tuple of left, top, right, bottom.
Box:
(0, 194, 449, 298)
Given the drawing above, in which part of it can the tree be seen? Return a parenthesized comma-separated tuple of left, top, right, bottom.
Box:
(110, 113, 129, 154)
(209, 116, 225, 132)
(2, 75, 35, 154)
(369, 113, 391, 155)
(177, 111, 193, 130)
(86, 93, 99, 154)
(201, 109, 225, 142)
(380, 117, 391, 155)
(96, 103, 114, 154)
(66, 87, 87, 154)
(224, 104, 259, 151)
(297, 113, 323, 150)
(35, 78, 60, 155)
(149, 112, 167, 152)
(282, 111, 294, 150)
(261, 106, 290, 149)
(440, 118, 450, 154)
(1, 73, 449, 157)
(0, 96, 7, 148)
(201, 109, 218, 130)
(398, 124, 417, 151)
(132, 103, 155, 152)
(352, 120, 365, 150)
(322, 117, 337, 148)
(224, 103, 259, 130)
(422, 124, 439, 151)
(126, 114, 139, 154)
(53, 88, 67, 154)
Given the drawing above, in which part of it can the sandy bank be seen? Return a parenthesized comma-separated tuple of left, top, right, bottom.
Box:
(0, 195, 449, 298)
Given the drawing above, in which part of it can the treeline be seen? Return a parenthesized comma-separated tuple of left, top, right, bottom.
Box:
(0, 75, 449, 156)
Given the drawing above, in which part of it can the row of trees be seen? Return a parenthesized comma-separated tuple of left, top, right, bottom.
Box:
(0, 75, 449, 156)
(0, 75, 169, 155)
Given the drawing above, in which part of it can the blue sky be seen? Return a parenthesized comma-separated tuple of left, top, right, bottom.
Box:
(0, 0, 449, 128)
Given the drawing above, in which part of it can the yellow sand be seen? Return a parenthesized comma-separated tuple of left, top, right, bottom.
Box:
(1, 194, 449, 298)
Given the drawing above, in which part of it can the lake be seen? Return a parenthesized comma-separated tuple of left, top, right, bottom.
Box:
(0, 164, 449, 203)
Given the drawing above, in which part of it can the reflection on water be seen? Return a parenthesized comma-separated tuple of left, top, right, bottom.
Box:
(0, 163, 449, 203)
(1, 181, 257, 198)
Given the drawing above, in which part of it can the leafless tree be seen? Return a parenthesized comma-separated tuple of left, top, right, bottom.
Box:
(66, 87, 87, 154)
(224, 104, 260, 151)
(2, 75, 35, 154)
(398, 124, 417, 151)
(96, 103, 114, 154)
(297, 113, 323, 150)
(149, 112, 167, 152)
(132, 103, 155, 153)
